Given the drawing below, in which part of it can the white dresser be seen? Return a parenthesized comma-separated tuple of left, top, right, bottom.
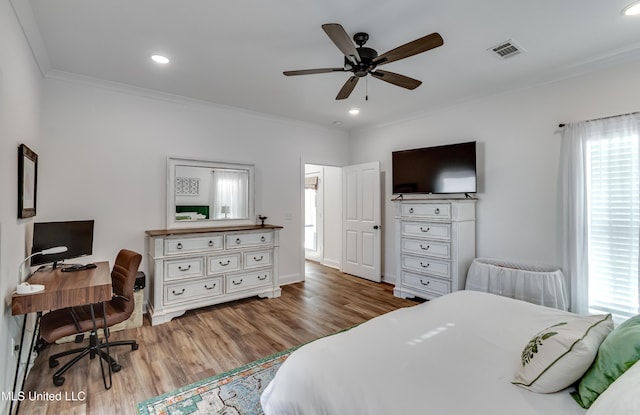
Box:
(145, 225, 282, 325)
(394, 199, 476, 300)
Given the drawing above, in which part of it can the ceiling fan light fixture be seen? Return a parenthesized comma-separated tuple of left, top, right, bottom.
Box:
(349, 108, 360, 115)
(622, 1, 640, 15)
(151, 54, 170, 64)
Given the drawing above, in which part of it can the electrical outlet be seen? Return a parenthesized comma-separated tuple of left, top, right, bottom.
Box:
(12, 338, 20, 358)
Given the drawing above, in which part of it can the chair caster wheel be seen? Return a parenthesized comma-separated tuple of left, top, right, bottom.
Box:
(49, 359, 59, 369)
(112, 363, 122, 372)
(132, 343, 139, 351)
(53, 376, 65, 386)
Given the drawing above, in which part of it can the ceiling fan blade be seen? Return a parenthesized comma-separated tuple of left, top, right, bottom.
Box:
(336, 76, 359, 100)
(372, 33, 443, 66)
(322, 23, 361, 63)
(370, 70, 422, 90)
(283, 68, 345, 76)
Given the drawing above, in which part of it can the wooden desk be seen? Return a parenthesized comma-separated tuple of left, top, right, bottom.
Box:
(12, 261, 112, 315)
(10, 261, 112, 415)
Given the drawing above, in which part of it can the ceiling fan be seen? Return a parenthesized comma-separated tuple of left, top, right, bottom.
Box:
(283, 24, 444, 100)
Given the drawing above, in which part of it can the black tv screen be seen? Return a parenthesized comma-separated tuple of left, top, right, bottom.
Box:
(31, 220, 94, 266)
(392, 141, 477, 194)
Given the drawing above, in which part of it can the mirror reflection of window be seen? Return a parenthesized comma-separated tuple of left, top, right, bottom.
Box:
(210, 169, 249, 219)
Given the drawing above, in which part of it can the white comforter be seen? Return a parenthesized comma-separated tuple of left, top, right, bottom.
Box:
(261, 290, 586, 415)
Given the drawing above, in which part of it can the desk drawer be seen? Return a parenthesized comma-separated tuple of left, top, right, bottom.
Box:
(401, 238, 450, 259)
(401, 203, 451, 219)
(402, 222, 451, 240)
(401, 255, 450, 278)
(226, 270, 272, 293)
(402, 271, 451, 296)
(164, 277, 222, 305)
(165, 235, 224, 255)
(207, 253, 241, 274)
(226, 232, 273, 249)
(243, 250, 273, 269)
(164, 257, 205, 281)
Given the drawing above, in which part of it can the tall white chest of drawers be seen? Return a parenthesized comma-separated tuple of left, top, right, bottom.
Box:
(394, 200, 476, 300)
(146, 225, 282, 325)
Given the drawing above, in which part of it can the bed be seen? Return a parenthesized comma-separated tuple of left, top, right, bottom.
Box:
(261, 290, 640, 415)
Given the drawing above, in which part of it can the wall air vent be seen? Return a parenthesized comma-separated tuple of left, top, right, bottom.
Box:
(488, 39, 524, 59)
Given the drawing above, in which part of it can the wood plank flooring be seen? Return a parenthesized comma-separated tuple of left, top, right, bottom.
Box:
(19, 262, 417, 414)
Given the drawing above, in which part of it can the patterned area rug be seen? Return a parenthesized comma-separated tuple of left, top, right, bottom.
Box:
(137, 347, 296, 415)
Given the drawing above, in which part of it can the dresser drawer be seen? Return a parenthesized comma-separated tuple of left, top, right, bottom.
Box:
(401, 255, 450, 278)
(164, 257, 205, 281)
(402, 271, 451, 296)
(401, 222, 451, 240)
(226, 270, 272, 293)
(243, 250, 273, 269)
(165, 234, 224, 255)
(401, 203, 451, 220)
(401, 238, 451, 259)
(207, 253, 241, 274)
(164, 277, 222, 305)
(226, 231, 273, 249)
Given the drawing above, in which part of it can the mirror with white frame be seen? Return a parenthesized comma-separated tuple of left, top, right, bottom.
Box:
(167, 157, 255, 229)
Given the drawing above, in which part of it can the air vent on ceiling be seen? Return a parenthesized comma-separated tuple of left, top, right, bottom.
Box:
(488, 39, 524, 59)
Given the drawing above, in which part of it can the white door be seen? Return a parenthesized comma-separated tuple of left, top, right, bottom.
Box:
(342, 162, 381, 282)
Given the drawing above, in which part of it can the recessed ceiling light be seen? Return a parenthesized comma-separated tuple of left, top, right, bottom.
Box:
(622, 1, 640, 15)
(349, 108, 360, 115)
(151, 54, 170, 64)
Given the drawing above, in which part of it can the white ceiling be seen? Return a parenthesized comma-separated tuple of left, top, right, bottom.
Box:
(14, 0, 640, 130)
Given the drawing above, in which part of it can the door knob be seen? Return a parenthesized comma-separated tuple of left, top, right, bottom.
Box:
(373, 225, 380, 230)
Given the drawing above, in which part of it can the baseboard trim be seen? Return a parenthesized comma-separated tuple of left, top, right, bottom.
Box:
(279, 272, 303, 285)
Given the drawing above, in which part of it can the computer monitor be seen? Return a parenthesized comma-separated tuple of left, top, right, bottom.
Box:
(31, 220, 94, 268)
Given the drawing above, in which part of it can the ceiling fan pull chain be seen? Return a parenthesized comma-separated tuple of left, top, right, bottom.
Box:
(366, 76, 369, 101)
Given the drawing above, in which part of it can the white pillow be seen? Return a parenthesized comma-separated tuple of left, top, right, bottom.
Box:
(512, 313, 613, 393)
(585, 360, 640, 414)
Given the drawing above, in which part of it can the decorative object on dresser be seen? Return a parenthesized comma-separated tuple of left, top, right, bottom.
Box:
(145, 225, 283, 326)
(393, 199, 476, 300)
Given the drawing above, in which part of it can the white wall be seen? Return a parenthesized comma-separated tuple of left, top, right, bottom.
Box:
(37, 75, 350, 286)
(321, 165, 342, 269)
(0, 1, 44, 412)
(349, 58, 640, 282)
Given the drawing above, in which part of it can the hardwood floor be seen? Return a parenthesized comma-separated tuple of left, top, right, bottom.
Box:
(19, 262, 417, 414)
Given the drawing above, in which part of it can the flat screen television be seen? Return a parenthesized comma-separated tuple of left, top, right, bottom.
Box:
(31, 220, 94, 268)
(392, 141, 477, 195)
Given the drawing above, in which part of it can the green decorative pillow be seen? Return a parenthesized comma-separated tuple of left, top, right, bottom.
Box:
(572, 314, 640, 408)
(512, 314, 613, 393)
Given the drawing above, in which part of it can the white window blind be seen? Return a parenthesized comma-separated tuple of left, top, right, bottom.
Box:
(586, 131, 640, 322)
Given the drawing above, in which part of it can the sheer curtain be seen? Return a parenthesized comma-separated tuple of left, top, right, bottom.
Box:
(560, 113, 640, 321)
(209, 169, 249, 219)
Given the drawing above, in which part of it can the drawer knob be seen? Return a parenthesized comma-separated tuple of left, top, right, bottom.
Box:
(178, 265, 192, 272)
(420, 280, 431, 286)
(434, 208, 440, 214)
(260, 236, 266, 242)
(204, 283, 216, 290)
(177, 242, 183, 250)
(236, 238, 241, 244)
(420, 227, 430, 233)
(232, 279, 243, 285)
(253, 255, 264, 262)
(208, 240, 214, 247)
(258, 275, 268, 281)
(172, 288, 186, 295)
(420, 244, 430, 250)
(409, 208, 414, 213)
(420, 262, 430, 268)
(219, 260, 231, 266)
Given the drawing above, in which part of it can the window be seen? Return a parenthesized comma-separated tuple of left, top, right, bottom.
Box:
(586, 131, 639, 322)
(560, 113, 640, 323)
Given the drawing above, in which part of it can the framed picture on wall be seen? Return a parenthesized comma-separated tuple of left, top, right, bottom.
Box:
(18, 144, 38, 218)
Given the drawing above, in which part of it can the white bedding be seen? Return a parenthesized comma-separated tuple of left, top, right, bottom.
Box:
(261, 290, 587, 415)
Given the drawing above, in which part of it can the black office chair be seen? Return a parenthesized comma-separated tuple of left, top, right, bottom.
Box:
(38, 249, 142, 388)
